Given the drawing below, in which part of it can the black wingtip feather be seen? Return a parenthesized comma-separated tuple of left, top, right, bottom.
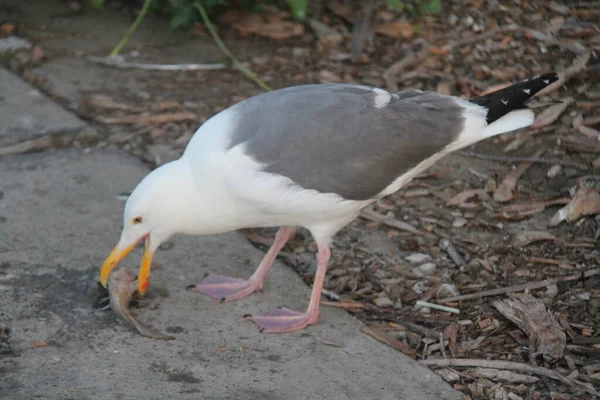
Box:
(469, 72, 560, 123)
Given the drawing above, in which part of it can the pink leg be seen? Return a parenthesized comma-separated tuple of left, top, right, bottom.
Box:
(246, 243, 331, 333)
(189, 227, 292, 302)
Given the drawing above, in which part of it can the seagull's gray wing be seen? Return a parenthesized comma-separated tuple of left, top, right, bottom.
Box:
(227, 84, 466, 201)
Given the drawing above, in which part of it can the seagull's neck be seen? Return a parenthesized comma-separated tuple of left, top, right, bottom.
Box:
(153, 158, 245, 237)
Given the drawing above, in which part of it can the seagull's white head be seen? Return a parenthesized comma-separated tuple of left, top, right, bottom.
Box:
(99, 159, 195, 294)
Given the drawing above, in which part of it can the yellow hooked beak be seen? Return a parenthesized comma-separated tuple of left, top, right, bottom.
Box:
(100, 236, 154, 295)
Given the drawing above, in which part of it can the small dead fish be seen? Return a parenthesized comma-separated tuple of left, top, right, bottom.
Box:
(108, 269, 174, 340)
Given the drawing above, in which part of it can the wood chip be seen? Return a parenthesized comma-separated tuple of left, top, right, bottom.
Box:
(513, 231, 557, 247)
(493, 293, 566, 361)
(549, 187, 600, 226)
(467, 367, 539, 383)
(31, 340, 47, 348)
(434, 368, 461, 383)
(421, 359, 600, 397)
(363, 326, 416, 357)
(321, 299, 365, 311)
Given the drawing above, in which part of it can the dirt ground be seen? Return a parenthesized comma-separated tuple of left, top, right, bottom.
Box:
(2, 0, 600, 399)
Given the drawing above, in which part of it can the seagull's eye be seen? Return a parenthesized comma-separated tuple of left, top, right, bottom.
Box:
(132, 216, 142, 224)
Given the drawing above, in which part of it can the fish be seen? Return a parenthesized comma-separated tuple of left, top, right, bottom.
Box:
(108, 268, 175, 340)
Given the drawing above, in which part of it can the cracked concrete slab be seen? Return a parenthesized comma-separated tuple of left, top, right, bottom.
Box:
(0, 67, 90, 147)
(0, 149, 461, 400)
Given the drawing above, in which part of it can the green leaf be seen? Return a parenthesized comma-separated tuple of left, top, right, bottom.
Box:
(150, 0, 167, 12)
(425, 0, 442, 15)
(237, 0, 263, 12)
(286, 0, 308, 21)
(91, 0, 105, 9)
(387, 0, 404, 11)
(169, 3, 196, 31)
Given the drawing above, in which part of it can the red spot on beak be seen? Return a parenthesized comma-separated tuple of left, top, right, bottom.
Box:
(140, 279, 149, 292)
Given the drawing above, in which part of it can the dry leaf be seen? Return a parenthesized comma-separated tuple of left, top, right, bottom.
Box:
(327, 2, 354, 22)
(493, 293, 566, 361)
(573, 114, 600, 139)
(0, 23, 15, 37)
(549, 187, 600, 226)
(497, 198, 569, 220)
(363, 326, 416, 357)
(513, 231, 556, 247)
(481, 83, 511, 95)
(258, 21, 304, 40)
(31, 340, 47, 348)
(558, 135, 600, 153)
(493, 150, 543, 203)
(446, 189, 491, 207)
(530, 98, 573, 129)
(231, 13, 263, 36)
(30, 45, 44, 64)
(535, 50, 591, 97)
(158, 100, 182, 111)
(319, 69, 344, 83)
(436, 81, 452, 95)
(230, 13, 304, 40)
(434, 368, 461, 383)
(428, 46, 449, 56)
(308, 19, 344, 46)
(373, 21, 414, 39)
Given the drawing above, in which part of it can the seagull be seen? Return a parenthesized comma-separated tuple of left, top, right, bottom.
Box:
(100, 72, 559, 333)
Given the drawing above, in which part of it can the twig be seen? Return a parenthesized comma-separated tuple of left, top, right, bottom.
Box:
(573, 1, 600, 6)
(0, 130, 98, 157)
(457, 151, 589, 170)
(86, 55, 225, 71)
(445, 24, 521, 49)
(439, 332, 447, 360)
(350, 0, 373, 63)
(585, 116, 600, 126)
(363, 326, 416, 357)
(420, 358, 600, 397)
(415, 301, 460, 314)
(439, 268, 600, 303)
(96, 111, 198, 125)
(359, 207, 435, 238)
(383, 45, 429, 91)
(109, 0, 152, 56)
(194, 3, 272, 92)
(396, 320, 447, 339)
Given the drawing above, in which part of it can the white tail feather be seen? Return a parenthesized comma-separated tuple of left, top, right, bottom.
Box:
(482, 109, 535, 137)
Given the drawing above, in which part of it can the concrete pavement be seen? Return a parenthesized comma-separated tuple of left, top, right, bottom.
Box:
(0, 68, 89, 147)
(0, 68, 462, 400)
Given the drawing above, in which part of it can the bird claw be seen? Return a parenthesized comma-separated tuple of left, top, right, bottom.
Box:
(246, 307, 317, 333)
(189, 273, 261, 302)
